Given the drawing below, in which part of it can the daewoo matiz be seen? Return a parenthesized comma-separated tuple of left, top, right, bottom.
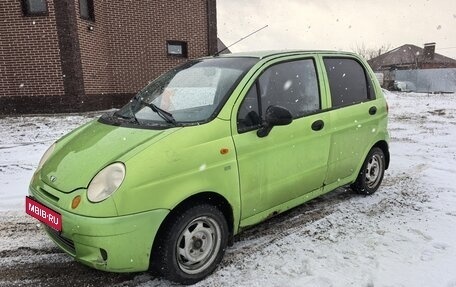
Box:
(27, 50, 389, 284)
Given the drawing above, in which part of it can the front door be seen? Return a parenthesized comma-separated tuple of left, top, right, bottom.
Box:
(232, 58, 331, 221)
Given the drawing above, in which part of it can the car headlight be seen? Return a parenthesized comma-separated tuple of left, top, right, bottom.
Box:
(37, 143, 56, 171)
(87, 163, 126, 203)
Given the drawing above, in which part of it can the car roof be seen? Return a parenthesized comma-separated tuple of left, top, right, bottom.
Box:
(214, 50, 359, 60)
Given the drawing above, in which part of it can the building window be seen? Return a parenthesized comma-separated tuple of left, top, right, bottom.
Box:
(79, 0, 95, 21)
(22, 0, 48, 16)
(167, 41, 188, 58)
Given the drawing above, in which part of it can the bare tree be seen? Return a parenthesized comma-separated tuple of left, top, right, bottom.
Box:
(352, 43, 391, 60)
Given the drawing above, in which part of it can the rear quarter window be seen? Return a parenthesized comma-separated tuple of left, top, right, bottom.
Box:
(323, 58, 374, 108)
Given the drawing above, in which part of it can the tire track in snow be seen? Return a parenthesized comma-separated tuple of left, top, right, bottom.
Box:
(221, 188, 356, 267)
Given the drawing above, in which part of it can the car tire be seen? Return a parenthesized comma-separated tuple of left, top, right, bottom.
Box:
(352, 147, 385, 195)
(153, 204, 229, 285)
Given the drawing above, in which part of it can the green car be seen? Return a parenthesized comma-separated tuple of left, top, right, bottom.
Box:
(27, 50, 389, 284)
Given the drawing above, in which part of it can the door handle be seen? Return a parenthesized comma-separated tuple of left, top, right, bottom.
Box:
(369, 106, 377, 115)
(311, 120, 324, 131)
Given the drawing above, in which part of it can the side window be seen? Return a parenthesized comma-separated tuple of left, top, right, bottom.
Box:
(259, 59, 320, 118)
(237, 83, 261, 133)
(237, 59, 320, 133)
(323, 58, 372, 108)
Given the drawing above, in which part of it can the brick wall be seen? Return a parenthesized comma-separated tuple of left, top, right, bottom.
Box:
(76, 0, 212, 97)
(0, 0, 64, 107)
(0, 0, 216, 114)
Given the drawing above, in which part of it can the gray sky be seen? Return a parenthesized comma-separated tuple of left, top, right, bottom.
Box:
(217, 0, 456, 59)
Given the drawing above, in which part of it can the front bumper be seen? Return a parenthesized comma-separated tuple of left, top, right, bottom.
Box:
(29, 187, 169, 272)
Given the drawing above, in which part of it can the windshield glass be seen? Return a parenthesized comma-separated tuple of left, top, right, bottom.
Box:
(112, 57, 258, 127)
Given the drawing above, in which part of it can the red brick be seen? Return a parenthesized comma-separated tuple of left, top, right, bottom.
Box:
(0, 0, 217, 114)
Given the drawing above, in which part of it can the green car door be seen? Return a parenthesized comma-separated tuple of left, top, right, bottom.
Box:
(231, 57, 331, 226)
(320, 56, 387, 186)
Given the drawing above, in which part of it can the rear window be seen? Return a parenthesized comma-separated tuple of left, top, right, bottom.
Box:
(324, 58, 374, 108)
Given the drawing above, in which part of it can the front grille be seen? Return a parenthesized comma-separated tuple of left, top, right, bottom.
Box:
(38, 187, 60, 202)
(46, 227, 76, 255)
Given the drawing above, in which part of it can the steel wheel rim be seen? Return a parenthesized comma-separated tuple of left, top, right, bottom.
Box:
(176, 216, 222, 275)
(365, 153, 383, 189)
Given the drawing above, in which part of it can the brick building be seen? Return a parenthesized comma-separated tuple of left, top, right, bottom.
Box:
(0, 0, 217, 114)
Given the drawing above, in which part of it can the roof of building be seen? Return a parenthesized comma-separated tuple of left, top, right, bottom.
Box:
(368, 44, 456, 71)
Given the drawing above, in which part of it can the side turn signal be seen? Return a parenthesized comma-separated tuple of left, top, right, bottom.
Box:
(71, 195, 81, 209)
(220, 148, 229, 155)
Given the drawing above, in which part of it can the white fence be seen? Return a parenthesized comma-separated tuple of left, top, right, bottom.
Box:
(394, 68, 456, 93)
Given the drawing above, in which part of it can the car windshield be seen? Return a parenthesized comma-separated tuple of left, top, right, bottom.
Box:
(112, 57, 258, 127)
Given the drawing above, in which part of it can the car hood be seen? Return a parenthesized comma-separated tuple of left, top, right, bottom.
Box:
(39, 120, 173, 192)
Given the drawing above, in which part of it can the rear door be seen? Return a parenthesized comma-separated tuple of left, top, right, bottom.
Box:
(232, 57, 331, 221)
(320, 56, 381, 185)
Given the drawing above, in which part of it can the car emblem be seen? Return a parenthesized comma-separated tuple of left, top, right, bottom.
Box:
(50, 176, 57, 182)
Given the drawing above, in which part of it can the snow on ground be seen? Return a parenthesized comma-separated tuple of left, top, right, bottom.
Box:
(0, 114, 98, 211)
(0, 92, 455, 286)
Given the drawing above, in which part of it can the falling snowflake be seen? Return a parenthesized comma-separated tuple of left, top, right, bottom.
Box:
(283, 80, 292, 91)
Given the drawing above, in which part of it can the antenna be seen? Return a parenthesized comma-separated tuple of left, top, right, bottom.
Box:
(215, 25, 269, 56)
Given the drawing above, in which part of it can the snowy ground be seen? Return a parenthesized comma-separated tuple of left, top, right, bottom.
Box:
(0, 91, 455, 286)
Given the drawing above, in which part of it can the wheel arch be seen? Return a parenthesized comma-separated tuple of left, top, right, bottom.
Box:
(149, 191, 234, 271)
(372, 140, 390, 170)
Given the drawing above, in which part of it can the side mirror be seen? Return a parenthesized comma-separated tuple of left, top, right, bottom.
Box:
(257, 105, 293, 137)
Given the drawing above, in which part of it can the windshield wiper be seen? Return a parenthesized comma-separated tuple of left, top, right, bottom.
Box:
(137, 98, 176, 125)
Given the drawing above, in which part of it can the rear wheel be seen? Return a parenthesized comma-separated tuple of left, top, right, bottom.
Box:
(352, 147, 385, 195)
(153, 204, 228, 285)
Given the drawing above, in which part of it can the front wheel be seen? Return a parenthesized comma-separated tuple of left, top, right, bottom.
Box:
(153, 204, 229, 285)
(352, 147, 386, 195)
